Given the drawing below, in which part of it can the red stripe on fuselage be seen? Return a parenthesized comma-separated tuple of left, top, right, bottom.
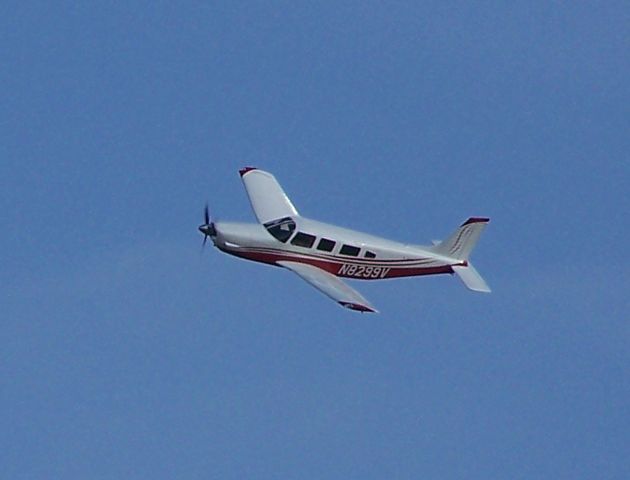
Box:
(220, 246, 453, 280)
(233, 245, 437, 266)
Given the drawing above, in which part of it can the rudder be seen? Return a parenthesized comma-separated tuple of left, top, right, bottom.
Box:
(432, 217, 489, 260)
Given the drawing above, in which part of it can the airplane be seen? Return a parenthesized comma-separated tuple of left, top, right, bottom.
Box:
(198, 167, 491, 313)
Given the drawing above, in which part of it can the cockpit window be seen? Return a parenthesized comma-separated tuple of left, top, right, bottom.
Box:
(291, 232, 316, 248)
(264, 217, 296, 243)
(340, 244, 360, 256)
(364, 251, 376, 258)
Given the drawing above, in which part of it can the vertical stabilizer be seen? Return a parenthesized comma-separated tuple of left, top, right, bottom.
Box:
(432, 217, 489, 260)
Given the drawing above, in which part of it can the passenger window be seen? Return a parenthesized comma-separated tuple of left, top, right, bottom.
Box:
(317, 238, 336, 252)
(364, 251, 376, 258)
(291, 232, 316, 248)
(340, 244, 360, 256)
(264, 217, 296, 243)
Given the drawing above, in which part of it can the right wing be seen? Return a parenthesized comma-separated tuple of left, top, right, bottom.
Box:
(239, 167, 299, 224)
(278, 261, 378, 313)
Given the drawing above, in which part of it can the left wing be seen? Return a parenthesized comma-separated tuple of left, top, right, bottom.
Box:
(239, 167, 299, 224)
(278, 261, 378, 313)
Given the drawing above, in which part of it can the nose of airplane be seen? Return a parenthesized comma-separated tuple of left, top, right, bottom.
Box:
(198, 223, 216, 236)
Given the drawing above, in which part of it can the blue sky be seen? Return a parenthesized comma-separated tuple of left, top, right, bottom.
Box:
(1, 2, 628, 479)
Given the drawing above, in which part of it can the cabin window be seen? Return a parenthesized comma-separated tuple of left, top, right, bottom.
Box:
(317, 238, 336, 252)
(364, 251, 376, 258)
(340, 244, 360, 256)
(264, 217, 296, 243)
(291, 232, 316, 248)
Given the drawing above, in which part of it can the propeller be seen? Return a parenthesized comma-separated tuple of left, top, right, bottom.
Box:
(199, 203, 216, 252)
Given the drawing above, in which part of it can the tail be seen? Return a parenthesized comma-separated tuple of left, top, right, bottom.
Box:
(432, 217, 491, 293)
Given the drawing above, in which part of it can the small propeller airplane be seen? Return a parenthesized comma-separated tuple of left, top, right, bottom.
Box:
(199, 167, 491, 313)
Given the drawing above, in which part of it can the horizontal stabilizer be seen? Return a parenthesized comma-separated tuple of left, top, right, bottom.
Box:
(452, 263, 491, 293)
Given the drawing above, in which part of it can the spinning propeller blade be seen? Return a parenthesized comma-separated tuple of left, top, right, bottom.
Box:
(199, 203, 215, 253)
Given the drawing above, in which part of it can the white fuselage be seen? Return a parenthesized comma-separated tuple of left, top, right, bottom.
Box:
(210, 216, 464, 280)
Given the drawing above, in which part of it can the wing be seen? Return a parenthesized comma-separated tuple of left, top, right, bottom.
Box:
(239, 167, 299, 224)
(278, 261, 378, 313)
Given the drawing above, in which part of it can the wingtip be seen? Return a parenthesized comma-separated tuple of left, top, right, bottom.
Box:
(339, 302, 378, 313)
(239, 166, 258, 177)
(462, 217, 490, 226)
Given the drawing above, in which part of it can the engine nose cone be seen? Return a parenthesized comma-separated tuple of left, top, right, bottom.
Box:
(199, 224, 216, 236)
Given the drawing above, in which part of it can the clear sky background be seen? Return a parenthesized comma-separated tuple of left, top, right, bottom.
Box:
(2, 2, 628, 479)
